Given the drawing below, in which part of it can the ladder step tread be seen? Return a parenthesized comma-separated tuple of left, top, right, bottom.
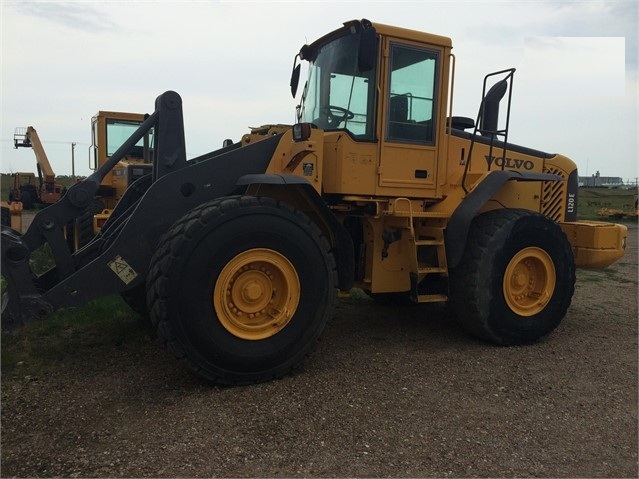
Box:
(417, 265, 447, 274)
(392, 211, 449, 218)
(416, 294, 448, 303)
(415, 239, 444, 246)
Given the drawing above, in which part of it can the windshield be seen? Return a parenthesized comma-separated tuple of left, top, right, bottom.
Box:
(298, 31, 377, 140)
(106, 119, 149, 157)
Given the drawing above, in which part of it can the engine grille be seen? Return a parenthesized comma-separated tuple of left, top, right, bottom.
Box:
(541, 165, 566, 221)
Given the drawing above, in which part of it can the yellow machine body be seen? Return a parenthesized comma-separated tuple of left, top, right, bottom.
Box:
(242, 20, 626, 297)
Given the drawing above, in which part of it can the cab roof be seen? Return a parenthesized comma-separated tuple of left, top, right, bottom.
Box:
(300, 19, 452, 62)
(368, 20, 452, 48)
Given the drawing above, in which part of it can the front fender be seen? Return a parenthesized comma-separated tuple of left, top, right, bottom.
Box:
(237, 174, 355, 291)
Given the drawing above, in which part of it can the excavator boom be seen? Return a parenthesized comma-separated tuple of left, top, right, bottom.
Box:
(13, 126, 64, 206)
(14, 127, 56, 183)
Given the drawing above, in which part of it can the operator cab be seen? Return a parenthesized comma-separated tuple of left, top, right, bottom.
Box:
(292, 19, 442, 146)
(291, 19, 453, 195)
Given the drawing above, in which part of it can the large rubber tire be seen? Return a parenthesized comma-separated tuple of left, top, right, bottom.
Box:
(147, 196, 337, 384)
(449, 209, 575, 345)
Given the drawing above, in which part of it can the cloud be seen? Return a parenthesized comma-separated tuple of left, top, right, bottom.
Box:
(521, 36, 625, 97)
(1, 1, 636, 178)
(12, 1, 118, 31)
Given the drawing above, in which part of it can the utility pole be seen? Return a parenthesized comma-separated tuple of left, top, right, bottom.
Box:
(71, 142, 76, 180)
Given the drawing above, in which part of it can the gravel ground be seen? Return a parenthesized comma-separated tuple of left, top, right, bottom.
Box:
(1, 224, 637, 478)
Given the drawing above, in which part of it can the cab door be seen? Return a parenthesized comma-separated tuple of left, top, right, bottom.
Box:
(378, 40, 442, 193)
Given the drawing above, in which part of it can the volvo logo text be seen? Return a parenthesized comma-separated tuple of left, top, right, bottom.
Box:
(485, 155, 534, 170)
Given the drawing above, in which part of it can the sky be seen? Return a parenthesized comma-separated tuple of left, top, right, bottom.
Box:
(1, 0, 637, 182)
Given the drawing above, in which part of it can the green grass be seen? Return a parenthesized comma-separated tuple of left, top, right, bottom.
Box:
(1, 296, 152, 379)
(1, 209, 150, 381)
(577, 267, 636, 285)
(578, 187, 637, 220)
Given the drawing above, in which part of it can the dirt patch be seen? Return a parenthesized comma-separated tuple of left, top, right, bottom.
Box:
(1, 224, 637, 478)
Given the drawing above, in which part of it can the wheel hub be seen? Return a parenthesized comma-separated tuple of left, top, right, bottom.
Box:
(503, 247, 556, 317)
(231, 268, 272, 313)
(214, 248, 300, 340)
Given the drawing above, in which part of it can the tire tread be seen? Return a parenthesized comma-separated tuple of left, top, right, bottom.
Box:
(146, 195, 337, 384)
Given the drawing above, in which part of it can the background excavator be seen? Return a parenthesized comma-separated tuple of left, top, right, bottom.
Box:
(0, 127, 65, 231)
(11, 127, 65, 208)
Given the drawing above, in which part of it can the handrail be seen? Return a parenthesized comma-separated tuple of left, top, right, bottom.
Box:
(461, 68, 516, 194)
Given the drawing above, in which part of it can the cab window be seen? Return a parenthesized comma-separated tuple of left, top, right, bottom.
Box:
(387, 44, 439, 144)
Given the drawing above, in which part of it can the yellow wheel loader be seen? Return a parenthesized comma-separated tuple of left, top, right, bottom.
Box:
(1, 20, 627, 385)
(69, 111, 153, 251)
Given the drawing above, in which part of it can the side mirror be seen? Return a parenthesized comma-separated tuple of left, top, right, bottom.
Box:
(290, 55, 301, 98)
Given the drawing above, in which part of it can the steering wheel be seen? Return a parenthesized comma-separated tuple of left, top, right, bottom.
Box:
(320, 105, 355, 127)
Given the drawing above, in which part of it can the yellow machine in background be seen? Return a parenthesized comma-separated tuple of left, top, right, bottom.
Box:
(0, 200, 22, 232)
(1, 126, 65, 234)
(70, 111, 153, 248)
(2, 115, 152, 243)
(12, 126, 65, 208)
(89, 111, 152, 211)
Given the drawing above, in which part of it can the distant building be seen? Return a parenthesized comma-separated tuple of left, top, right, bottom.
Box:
(578, 170, 624, 187)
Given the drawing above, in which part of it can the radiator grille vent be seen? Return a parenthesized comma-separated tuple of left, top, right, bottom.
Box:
(541, 166, 566, 221)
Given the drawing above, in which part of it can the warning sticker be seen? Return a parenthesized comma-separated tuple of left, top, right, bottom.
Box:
(107, 255, 138, 285)
(302, 162, 314, 176)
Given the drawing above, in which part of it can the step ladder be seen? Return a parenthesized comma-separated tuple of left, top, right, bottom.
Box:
(393, 198, 449, 304)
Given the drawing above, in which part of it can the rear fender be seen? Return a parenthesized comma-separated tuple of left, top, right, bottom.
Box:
(446, 170, 561, 268)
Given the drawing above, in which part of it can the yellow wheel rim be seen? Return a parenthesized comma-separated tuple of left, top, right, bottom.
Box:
(213, 248, 300, 340)
(503, 247, 556, 317)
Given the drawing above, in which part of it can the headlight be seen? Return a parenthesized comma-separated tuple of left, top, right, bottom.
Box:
(292, 123, 312, 142)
